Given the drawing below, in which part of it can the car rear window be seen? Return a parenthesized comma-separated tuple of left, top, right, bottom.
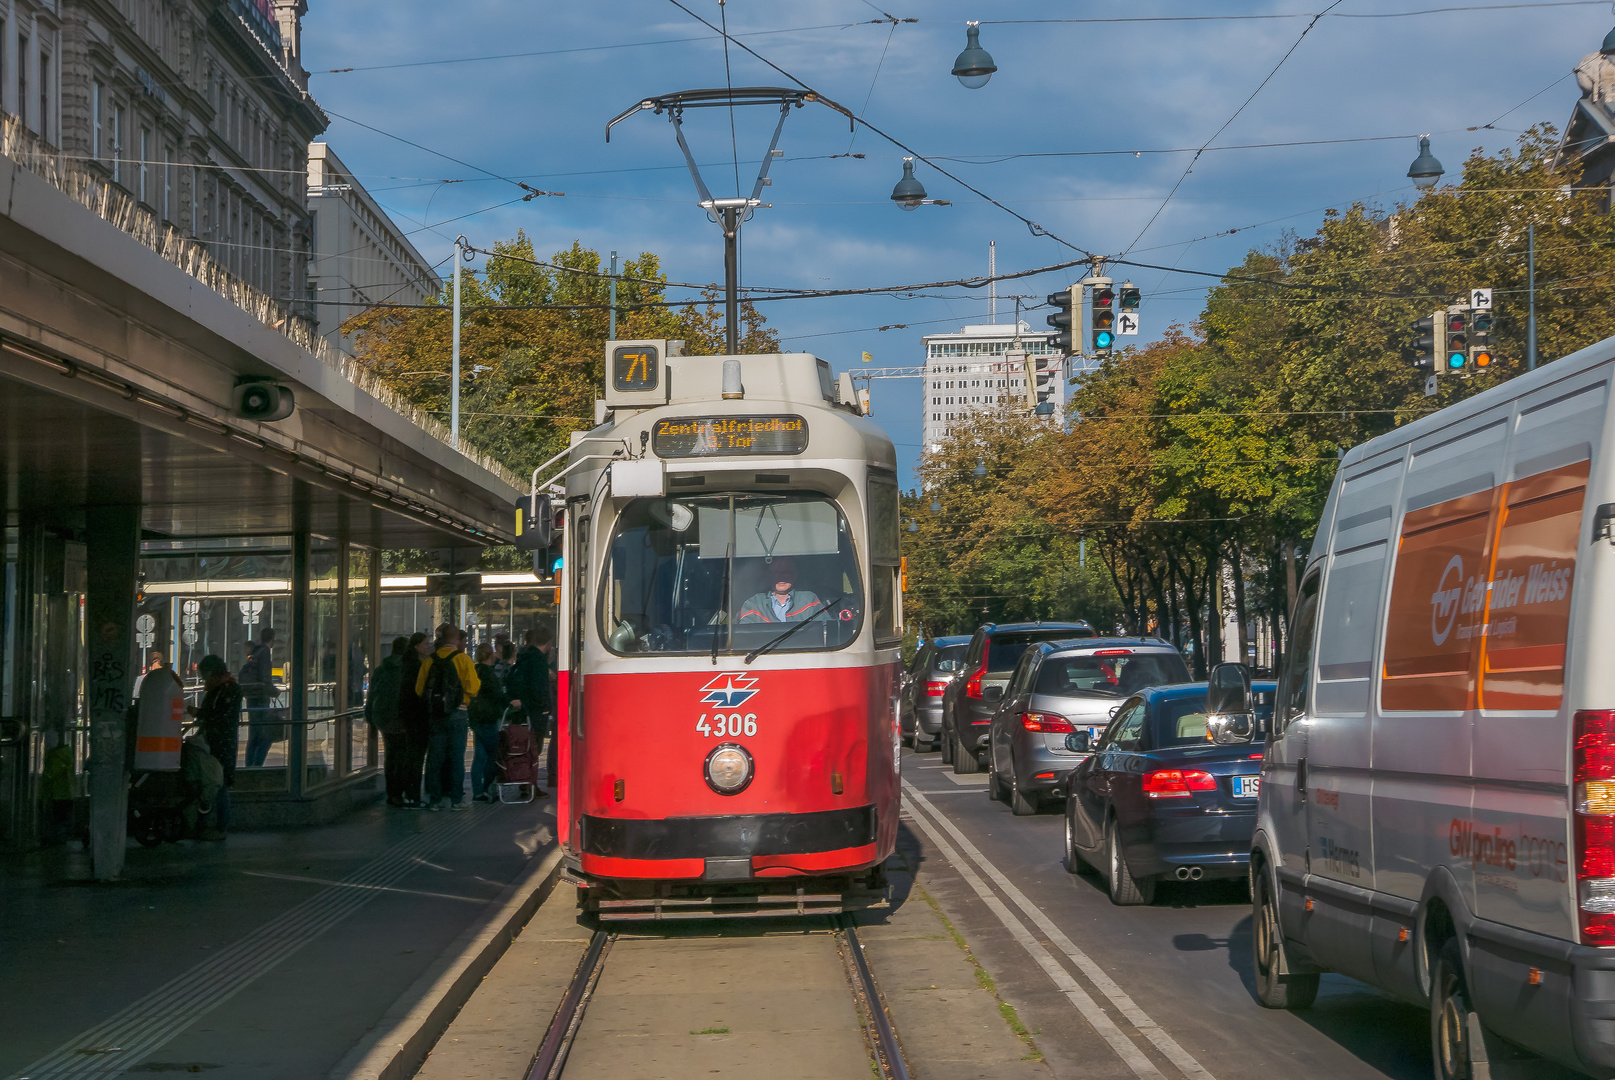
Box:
(987, 631, 1089, 673)
(1153, 694, 1270, 749)
(934, 644, 969, 673)
(1034, 653, 1189, 697)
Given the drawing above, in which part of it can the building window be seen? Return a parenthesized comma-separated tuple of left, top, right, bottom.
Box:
(112, 105, 124, 183)
(163, 145, 174, 221)
(38, 50, 49, 142)
(92, 82, 103, 161)
(139, 127, 150, 204)
(18, 35, 29, 131)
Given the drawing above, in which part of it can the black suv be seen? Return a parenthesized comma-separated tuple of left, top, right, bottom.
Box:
(941, 621, 1096, 774)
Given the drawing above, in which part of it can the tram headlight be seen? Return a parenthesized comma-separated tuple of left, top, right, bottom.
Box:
(705, 744, 753, 795)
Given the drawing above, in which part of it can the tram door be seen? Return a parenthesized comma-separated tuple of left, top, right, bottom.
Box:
(561, 504, 588, 847)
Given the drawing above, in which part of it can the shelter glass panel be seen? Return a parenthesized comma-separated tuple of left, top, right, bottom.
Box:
(305, 539, 340, 789)
(346, 546, 375, 773)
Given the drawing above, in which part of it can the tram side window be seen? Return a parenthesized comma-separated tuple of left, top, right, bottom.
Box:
(600, 494, 865, 657)
(868, 472, 901, 644)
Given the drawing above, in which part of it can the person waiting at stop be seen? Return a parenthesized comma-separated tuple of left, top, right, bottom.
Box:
(736, 557, 824, 623)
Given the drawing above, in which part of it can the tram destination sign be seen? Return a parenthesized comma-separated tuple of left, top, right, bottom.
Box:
(652, 415, 808, 458)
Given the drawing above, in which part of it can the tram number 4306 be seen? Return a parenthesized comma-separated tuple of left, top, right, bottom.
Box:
(698, 713, 757, 738)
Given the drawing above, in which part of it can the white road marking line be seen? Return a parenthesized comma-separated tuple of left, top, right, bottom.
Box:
(240, 870, 492, 903)
(901, 785, 1166, 1080)
(904, 779, 1218, 1080)
(11, 810, 490, 1080)
(943, 772, 989, 786)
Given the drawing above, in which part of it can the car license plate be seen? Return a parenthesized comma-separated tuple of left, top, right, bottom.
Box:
(1233, 776, 1260, 798)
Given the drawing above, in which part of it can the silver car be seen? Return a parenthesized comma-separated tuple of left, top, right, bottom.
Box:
(901, 636, 970, 752)
(985, 638, 1190, 815)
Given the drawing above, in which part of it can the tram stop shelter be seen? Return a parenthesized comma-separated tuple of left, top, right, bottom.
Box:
(0, 126, 520, 879)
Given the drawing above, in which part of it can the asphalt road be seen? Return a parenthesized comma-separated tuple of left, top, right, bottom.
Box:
(897, 745, 1584, 1080)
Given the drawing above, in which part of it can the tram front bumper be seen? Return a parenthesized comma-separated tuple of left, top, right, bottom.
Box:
(580, 806, 880, 881)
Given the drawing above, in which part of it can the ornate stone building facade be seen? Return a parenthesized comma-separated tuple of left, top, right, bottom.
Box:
(1, 0, 326, 318)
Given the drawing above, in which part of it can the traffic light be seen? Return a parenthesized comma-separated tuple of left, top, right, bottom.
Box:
(1118, 281, 1141, 313)
(1412, 312, 1439, 370)
(1445, 307, 1469, 372)
(1090, 278, 1115, 358)
(1470, 309, 1495, 371)
(1045, 288, 1075, 354)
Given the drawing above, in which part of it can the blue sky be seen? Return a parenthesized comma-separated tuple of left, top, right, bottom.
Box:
(300, 0, 1610, 485)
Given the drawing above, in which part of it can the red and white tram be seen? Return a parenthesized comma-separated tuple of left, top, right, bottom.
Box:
(550, 343, 903, 917)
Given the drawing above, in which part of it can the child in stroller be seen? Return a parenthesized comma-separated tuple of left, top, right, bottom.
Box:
(495, 711, 545, 803)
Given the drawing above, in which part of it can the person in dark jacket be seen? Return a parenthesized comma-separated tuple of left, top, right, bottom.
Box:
(367, 637, 411, 807)
(510, 626, 556, 793)
(189, 654, 243, 840)
(469, 641, 514, 802)
(397, 632, 431, 808)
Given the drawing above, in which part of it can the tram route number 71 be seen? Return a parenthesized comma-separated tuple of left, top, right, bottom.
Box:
(698, 713, 758, 738)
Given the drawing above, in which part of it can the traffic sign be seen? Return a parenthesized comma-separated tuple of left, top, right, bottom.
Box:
(1425, 374, 1438, 397)
(1117, 312, 1140, 336)
(1471, 288, 1492, 310)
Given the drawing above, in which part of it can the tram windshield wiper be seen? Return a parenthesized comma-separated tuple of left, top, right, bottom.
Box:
(743, 596, 844, 664)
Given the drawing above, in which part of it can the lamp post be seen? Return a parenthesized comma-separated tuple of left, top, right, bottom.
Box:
(451, 234, 466, 448)
(952, 23, 997, 89)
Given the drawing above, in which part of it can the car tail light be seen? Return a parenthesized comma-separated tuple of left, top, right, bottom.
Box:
(1021, 712, 1074, 733)
(1575, 710, 1615, 944)
(925, 680, 948, 697)
(1142, 769, 1217, 798)
(1091, 649, 1133, 656)
(966, 661, 987, 699)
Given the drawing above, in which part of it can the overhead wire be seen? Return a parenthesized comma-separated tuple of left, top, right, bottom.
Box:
(1121, 0, 1346, 257)
(660, 0, 1098, 259)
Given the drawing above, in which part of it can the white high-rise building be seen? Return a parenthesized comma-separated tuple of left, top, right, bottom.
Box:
(920, 323, 1067, 451)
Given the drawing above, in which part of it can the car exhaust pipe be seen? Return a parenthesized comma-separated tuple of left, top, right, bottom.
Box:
(1175, 867, 1191, 880)
(1189, 867, 1203, 881)
(1175, 866, 1205, 881)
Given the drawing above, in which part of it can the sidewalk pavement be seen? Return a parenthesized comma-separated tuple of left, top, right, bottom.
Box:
(0, 791, 558, 1080)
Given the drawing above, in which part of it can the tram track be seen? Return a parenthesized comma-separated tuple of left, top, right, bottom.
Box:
(524, 914, 909, 1080)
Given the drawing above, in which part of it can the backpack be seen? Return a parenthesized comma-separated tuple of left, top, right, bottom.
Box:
(423, 650, 465, 722)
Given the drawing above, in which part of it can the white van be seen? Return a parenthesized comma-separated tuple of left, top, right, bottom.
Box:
(1248, 336, 1615, 1079)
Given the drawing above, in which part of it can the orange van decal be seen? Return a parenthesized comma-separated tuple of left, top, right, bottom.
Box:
(1381, 461, 1587, 713)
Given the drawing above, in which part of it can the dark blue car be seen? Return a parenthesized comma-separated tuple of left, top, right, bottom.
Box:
(1062, 680, 1276, 905)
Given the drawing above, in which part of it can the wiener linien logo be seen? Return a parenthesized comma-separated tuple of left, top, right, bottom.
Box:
(699, 672, 761, 708)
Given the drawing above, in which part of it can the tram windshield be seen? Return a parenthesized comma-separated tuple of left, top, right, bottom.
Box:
(601, 494, 865, 656)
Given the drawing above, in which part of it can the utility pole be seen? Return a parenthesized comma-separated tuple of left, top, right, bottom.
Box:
(609, 249, 619, 340)
(722, 206, 739, 355)
(1528, 222, 1538, 372)
(989, 240, 997, 324)
(451, 234, 464, 448)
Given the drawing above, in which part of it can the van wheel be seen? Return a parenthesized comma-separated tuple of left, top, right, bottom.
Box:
(1010, 766, 1038, 816)
(953, 730, 980, 774)
(1252, 869, 1319, 1009)
(1431, 938, 1479, 1080)
(1106, 820, 1154, 905)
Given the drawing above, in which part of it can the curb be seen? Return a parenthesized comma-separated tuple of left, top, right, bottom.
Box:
(329, 840, 567, 1080)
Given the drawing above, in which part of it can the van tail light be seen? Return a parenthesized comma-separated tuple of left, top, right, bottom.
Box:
(925, 680, 948, 697)
(1142, 769, 1218, 798)
(966, 661, 987, 699)
(1574, 710, 1615, 944)
(1021, 712, 1074, 733)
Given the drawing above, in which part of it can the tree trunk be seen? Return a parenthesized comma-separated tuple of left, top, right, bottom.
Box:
(1283, 539, 1298, 624)
(1208, 551, 1224, 668)
(1232, 540, 1250, 667)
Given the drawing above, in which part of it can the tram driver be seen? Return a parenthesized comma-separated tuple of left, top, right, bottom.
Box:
(736, 557, 824, 623)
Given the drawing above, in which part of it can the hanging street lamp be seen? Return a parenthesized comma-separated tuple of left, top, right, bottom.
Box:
(891, 158, 927, 210)
(1407, 136, 1444, 191)
(952, 23, 997, 89)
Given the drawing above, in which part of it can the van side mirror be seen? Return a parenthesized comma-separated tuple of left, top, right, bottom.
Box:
(1205, 713, 1255, 745)
(1207, 662, 1253, 716)
(1064, 731, 1092, 753)
(983, 684, 1003, 702)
